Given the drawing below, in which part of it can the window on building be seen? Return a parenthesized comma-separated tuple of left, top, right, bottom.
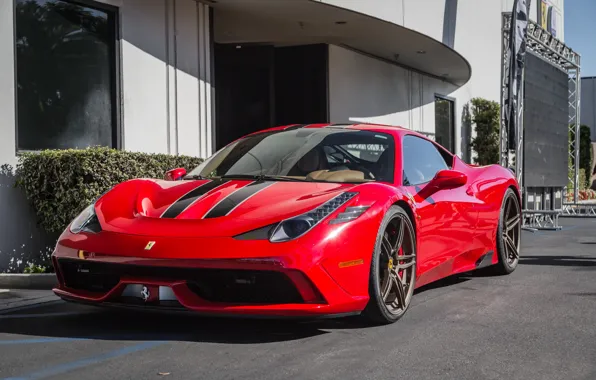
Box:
(402, 135, 450, 186)
(434, 95, 455, 153)
(15, 0, 118, 151)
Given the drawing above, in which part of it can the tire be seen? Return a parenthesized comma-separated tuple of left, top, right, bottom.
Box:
(491, 188, 521, 275)
(362, 205, 417, 324)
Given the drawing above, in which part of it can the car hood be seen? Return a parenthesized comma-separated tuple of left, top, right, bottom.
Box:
(94, 178, 361, 237)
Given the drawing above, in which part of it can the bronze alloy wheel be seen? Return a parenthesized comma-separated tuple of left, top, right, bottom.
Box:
(364, 206, 418, 324)
(379, 212, 417, 316)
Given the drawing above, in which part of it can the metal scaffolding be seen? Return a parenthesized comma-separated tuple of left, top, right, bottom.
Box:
(499, 13, 592, 228)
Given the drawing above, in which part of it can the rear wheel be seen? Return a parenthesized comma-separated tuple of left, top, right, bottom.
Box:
(363, 205, 417, 324)
(491, 188, 521, 275)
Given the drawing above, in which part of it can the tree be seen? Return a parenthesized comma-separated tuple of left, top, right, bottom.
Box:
(469, 98, 500, 166)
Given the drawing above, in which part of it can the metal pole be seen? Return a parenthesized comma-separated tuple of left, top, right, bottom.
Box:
(499, 13, 511, 168)
(574, 67, 582, 203)
(516, 67, 525, 187)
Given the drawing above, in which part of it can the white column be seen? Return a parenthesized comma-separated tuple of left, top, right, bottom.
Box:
(166, 0, 178, 155)
(197, 2, 214, 158)
(167, 0, 213, 158)
(0, 0, 16, 166)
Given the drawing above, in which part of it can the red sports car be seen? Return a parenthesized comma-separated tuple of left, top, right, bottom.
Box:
(52, 123, 522, 324)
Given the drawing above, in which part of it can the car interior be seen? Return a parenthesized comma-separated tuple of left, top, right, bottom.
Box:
(286, 143, 395, 183)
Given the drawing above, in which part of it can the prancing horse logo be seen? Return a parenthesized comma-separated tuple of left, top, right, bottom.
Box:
(141, 286, 150, 302)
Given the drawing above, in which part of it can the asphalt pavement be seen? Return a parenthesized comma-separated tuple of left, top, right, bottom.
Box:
(1, 218, 596, 380)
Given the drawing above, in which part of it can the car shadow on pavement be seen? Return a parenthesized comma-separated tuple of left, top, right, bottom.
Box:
(413, 275, 470, 294)
(0, 274, 473, 343)
(0, 305, 340, 344)
(519, 255, 596, 270)
(0, 275, 482, 343)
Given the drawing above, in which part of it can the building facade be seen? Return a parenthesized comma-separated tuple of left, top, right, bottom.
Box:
(0, 0, 564, 270)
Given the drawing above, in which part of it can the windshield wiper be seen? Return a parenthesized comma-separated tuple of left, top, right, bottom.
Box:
(220, 174, 306, 182)
(184, 174, 208, 180)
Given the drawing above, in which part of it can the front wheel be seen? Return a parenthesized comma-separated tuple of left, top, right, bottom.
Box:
(362, 205, 417, 324)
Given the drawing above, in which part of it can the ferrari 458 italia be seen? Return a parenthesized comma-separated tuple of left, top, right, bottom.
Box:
(52, 123, 522, 324)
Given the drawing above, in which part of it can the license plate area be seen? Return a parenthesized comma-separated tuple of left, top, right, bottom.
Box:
(121, 284, 177, 303)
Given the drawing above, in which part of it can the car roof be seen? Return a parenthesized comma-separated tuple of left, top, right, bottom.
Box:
(249, 123, 424, 138)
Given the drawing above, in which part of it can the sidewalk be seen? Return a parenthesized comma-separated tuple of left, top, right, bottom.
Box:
(0, 289, 61, 314)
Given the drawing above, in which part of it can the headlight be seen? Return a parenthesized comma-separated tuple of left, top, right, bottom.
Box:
(269, 192, 358, 243)
(69, 204, 98, 234)
(269, 215, 316, 242)
(68, 187, 115, 234)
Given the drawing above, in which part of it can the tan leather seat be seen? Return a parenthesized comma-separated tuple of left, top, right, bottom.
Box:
(306, 169, 368, 182)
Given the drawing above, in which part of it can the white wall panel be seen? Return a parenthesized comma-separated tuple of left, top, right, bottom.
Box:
(100, 0, 213, 157)
(403, 0, 445, 43)
(328, 45, 459, 153)
(328, 45, 411, 128)
(175, 0, 201, 156)
(317, 0, 404, 26)
(119, 0, 169, 154)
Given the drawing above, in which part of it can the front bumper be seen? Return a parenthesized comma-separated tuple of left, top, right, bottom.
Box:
(51, 242, 370, 317)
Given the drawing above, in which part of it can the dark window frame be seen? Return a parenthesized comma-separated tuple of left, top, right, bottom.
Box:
(434, 93, 456, 154)
(401, 133, 453, 186)
(13, 0, 122, 153)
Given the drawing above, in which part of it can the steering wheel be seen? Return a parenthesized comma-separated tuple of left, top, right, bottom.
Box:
(329, 164, 376, 180)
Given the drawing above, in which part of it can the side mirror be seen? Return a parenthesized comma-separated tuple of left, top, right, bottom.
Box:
(419, 169, 467, 198)
(164, 168, 187, 181)
(431, 169, 467, 190)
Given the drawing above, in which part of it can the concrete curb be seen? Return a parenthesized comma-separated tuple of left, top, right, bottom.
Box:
(0, 274, 57, 290)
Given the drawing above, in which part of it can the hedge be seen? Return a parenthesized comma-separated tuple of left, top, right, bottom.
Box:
(15, 147, 203, 234)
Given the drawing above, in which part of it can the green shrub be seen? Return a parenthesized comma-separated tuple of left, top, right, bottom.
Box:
(579, 125, 593, 188)
(15, 147, 203, 234)
(567, 165, 587, 192)
(568, 125, 593, 190)
(469, 98, 500, 166)
(23, 264, 48, 274)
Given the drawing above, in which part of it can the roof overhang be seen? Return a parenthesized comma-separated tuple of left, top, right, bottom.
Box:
(206, 0, 471, 87)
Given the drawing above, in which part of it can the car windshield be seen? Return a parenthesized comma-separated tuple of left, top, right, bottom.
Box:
(186, 128, 396, 183)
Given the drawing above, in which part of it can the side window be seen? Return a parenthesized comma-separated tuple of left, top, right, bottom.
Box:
(402, 135, 449, 186)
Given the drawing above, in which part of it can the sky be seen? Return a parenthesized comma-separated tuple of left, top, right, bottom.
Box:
(565, 0, 596, 77)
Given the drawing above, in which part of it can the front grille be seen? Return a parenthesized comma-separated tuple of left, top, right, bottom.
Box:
(59, 260, 120, 293)
(186, 270, 303, 304)
(57, 259, 304, 304)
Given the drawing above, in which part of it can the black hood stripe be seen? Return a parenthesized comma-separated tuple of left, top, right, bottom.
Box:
(203, 181, 275, 219)
(161, 179, 230, 218)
